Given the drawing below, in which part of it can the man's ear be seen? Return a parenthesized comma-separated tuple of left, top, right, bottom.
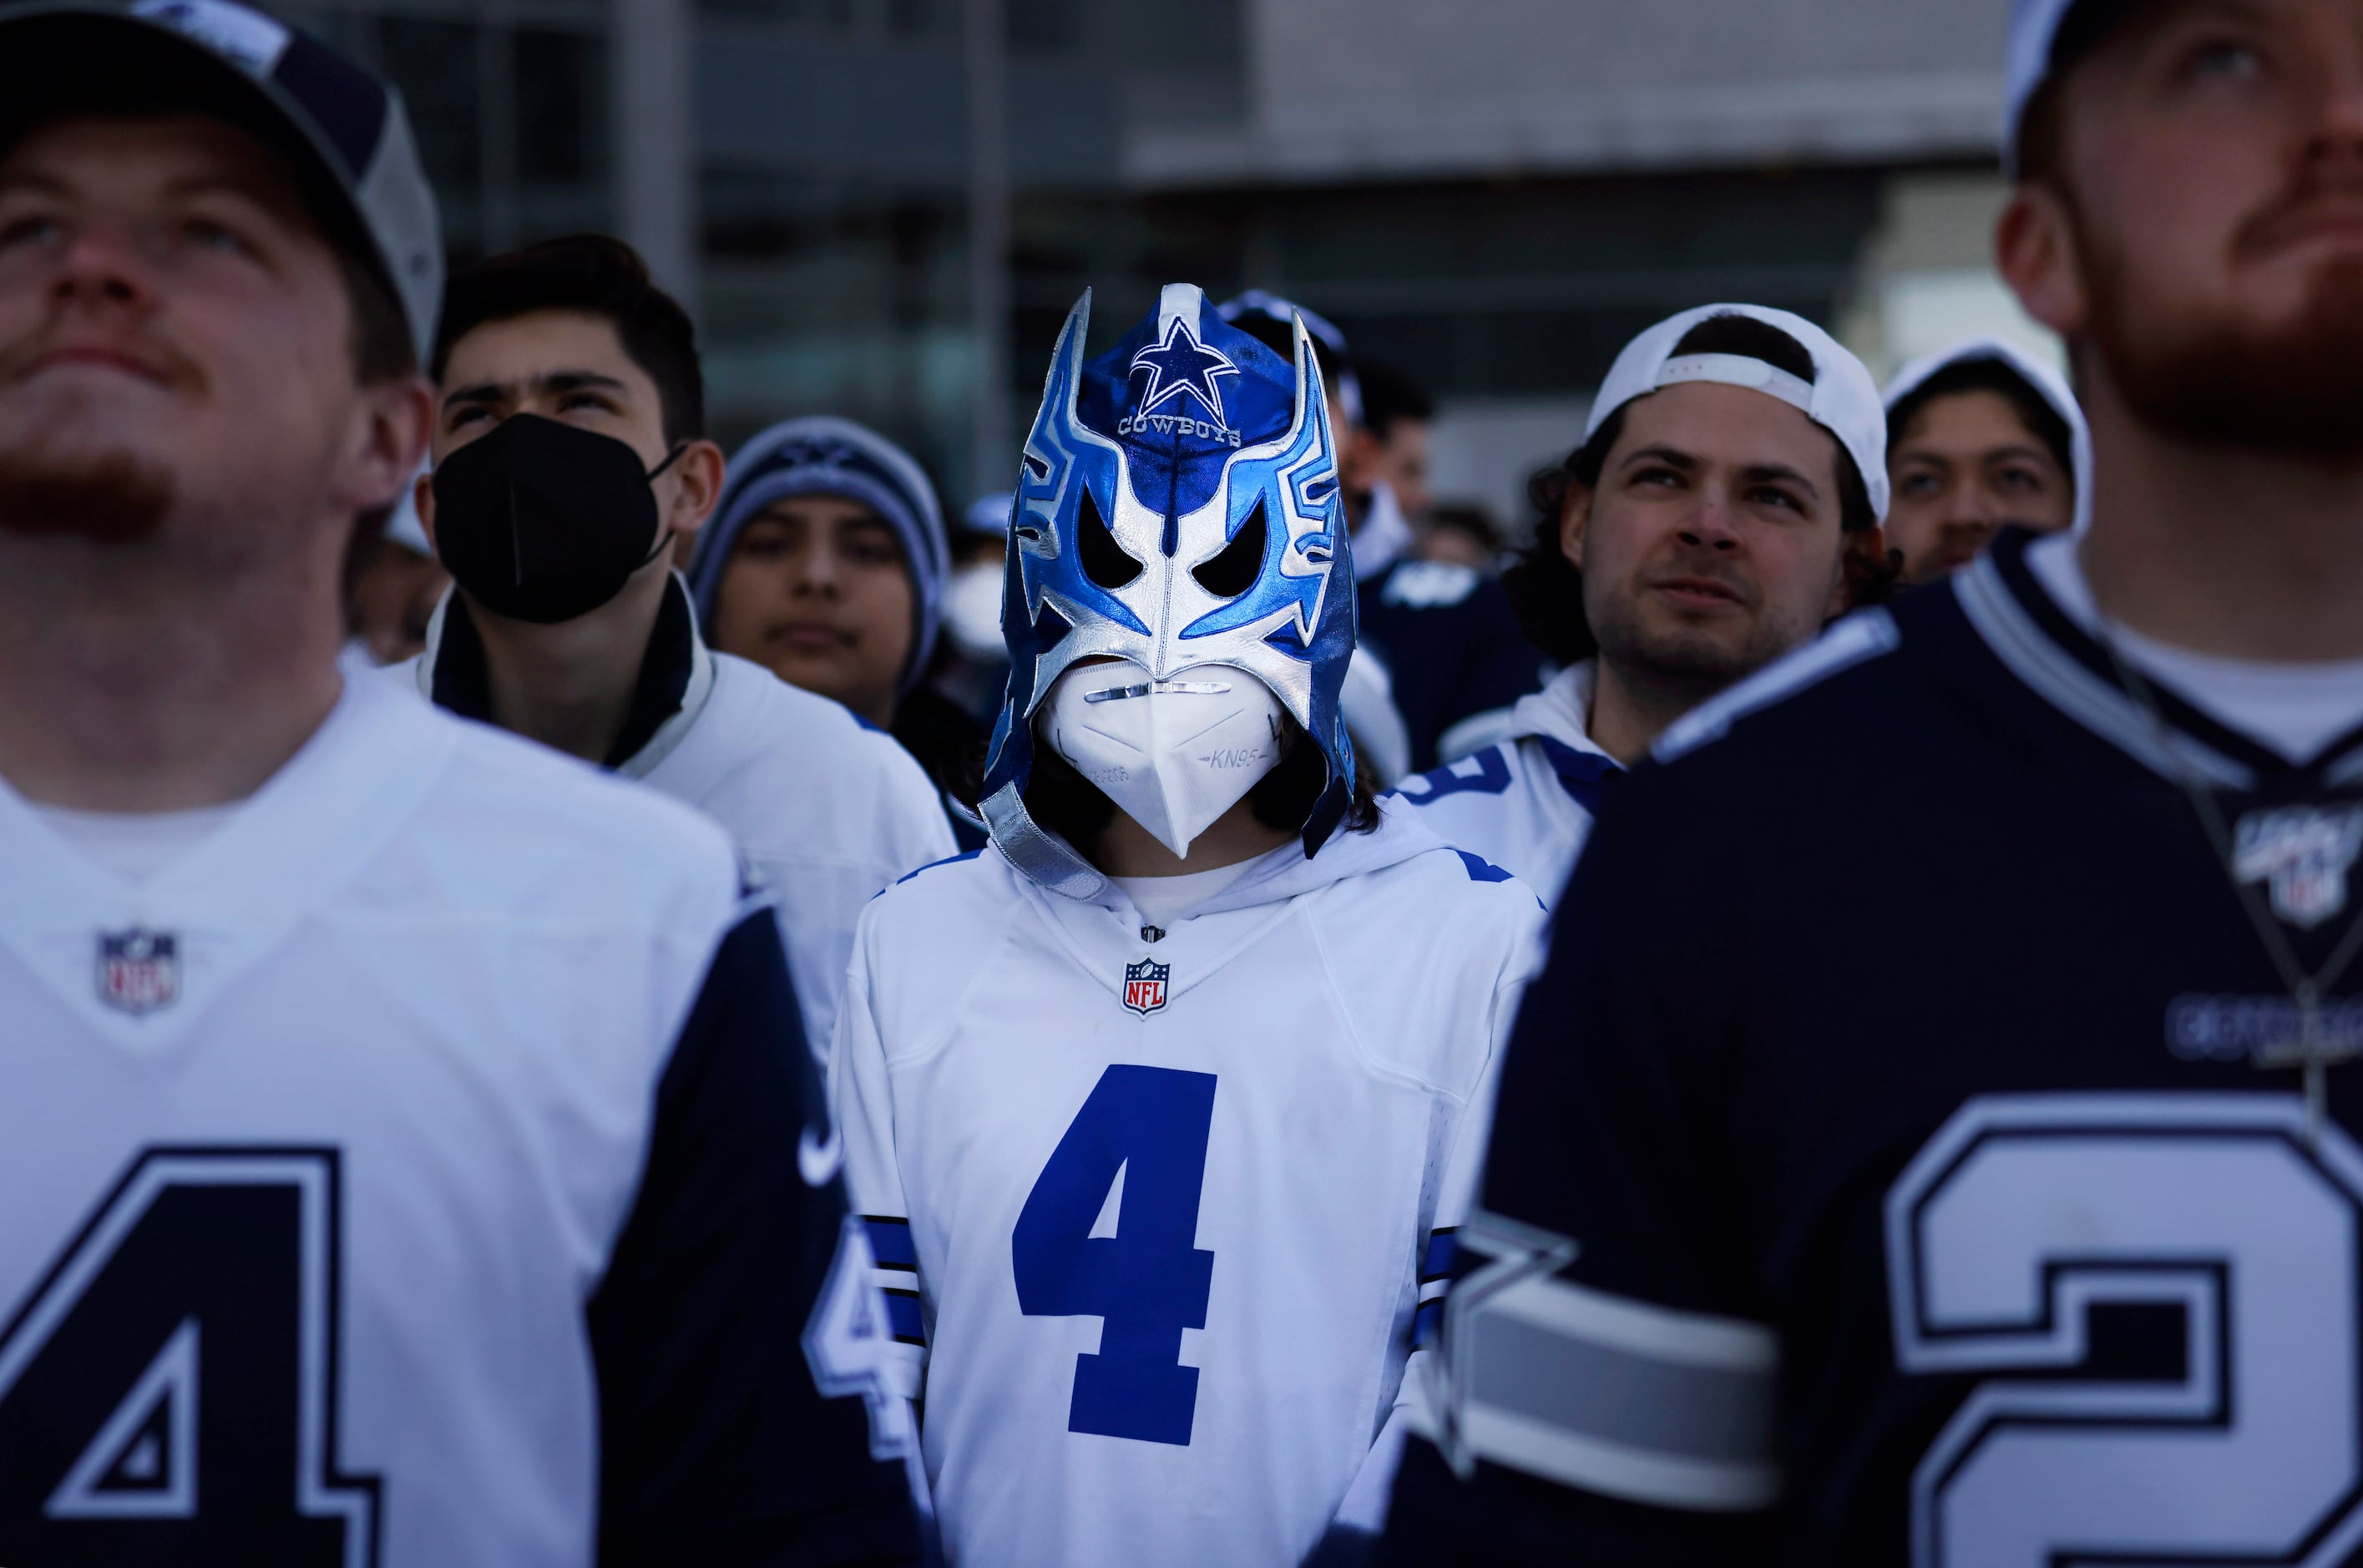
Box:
(1831, 527, 1890, 618)
(1558, 478, 1593, 572)
(413, 467, 437, 551)
(660, 438, 728, 542)
(340, 374, 433, 526)
(1997, 183, 2088, 341)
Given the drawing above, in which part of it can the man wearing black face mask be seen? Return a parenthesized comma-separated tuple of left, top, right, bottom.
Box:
(393, 235, 954, 1059)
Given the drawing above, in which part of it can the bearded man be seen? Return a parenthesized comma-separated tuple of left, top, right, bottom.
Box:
(1383, 0, 2363, 1560)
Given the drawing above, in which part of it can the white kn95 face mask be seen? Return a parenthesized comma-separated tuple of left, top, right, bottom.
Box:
(1042, 659, 1286, 859)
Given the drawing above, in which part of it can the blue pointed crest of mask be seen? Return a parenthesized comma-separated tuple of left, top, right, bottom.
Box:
(979, 283, 1358, 893)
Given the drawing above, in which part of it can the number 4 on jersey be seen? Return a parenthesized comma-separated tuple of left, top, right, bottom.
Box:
(0, 1148, 377, 1566)
(1013, 1065, 1217, 1446)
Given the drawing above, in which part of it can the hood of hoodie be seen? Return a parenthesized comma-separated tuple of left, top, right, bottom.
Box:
(1882, 336, 2092, 537)
(1015, 795, 1451, 923)
(1004, 801, 1481, 1016)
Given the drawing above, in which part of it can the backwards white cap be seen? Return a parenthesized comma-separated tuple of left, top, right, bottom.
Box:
(1587, 303, 1890, 523)
(1883, 336, 2092, 536)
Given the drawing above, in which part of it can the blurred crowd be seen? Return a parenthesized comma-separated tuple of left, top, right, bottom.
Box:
(342, 243, 2082, 817)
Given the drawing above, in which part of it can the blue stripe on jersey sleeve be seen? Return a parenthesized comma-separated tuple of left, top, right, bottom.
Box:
(882, 1288, 925, 1345)
(863, 1216, 918, 1270)
(1455, 850, 1515, 884)
(1420, 1228, 1459, 1284)
(893, 848, 982, 887)
(1414, 1298, 1445, 1350)
(1394, 746, 1514, 805)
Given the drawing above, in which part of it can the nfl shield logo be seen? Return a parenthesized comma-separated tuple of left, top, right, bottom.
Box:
(1122, 958, 1170, 1018)
(2234, 805, 2363, 929)
(96, 928, 180, 1016)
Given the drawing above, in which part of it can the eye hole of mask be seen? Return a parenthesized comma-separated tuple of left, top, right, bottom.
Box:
(1077, 485, 1142, 589)
(1192, 497, 1268, 599)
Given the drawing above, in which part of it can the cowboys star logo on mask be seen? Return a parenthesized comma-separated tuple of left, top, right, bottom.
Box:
(2234, 804, 2363, 928)
(1122, 958, 1171, 1018)
(96, 927, 181, 1016)
(1120, 317, 1242, 446)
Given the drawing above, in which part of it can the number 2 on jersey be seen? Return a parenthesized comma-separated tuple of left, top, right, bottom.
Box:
(1013, 1065, 1217, 1446)
(1890, 1095, 2363, 1567)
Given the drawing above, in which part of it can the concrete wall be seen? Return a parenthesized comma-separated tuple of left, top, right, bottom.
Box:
(1129, 0, 2012, 186)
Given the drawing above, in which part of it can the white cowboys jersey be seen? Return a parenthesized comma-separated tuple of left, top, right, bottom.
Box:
(0, 672, 917, 1566)
(395, 577, 955, 1060)
(1391, 661, 1622, 906)
(833, 805, 1546, 1567)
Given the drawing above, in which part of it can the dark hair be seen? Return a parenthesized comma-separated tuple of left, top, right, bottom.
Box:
(1358, 360, 1434, 442)
(1504, 312, 1893, 663)
(433, 235, 705, 444)
(1021, 714, 1379, 854)
(1885, 357, 2077, 483)
(0, 38, 416, 385)
(1428, 503, 1503, 553)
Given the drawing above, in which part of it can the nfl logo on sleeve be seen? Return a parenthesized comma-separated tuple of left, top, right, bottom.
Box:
(96, 928, 181, 1016)
(1121, 958, 1170, 1018)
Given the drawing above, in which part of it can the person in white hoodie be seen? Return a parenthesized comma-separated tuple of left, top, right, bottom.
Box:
(1881, 336, 2088, 583)
(1392, 305, 1896, 903)
(390, 236, 953, 1056)
(832, 284, 1546, 1567)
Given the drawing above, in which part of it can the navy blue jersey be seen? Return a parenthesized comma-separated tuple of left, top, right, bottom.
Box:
(1357, 562, 1547, 772)
(1382, 528, 2363, 1565)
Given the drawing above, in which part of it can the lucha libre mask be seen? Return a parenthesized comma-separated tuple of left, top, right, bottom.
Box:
(979, 284, 1359, 893)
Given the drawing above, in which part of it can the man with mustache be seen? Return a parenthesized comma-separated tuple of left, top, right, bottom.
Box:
(1383, 0, 2363, 1560)
(1392, 306, 1893, 905)
(0, 3, 918, 1563)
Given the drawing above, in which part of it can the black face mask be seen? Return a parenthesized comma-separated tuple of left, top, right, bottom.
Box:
(432, 413, 687, 625)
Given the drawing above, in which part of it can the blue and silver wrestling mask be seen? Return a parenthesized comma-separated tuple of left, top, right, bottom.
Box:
(979, 283, 1358, 893)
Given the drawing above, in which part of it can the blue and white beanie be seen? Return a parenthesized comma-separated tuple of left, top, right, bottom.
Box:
(687, 416, 953, 693)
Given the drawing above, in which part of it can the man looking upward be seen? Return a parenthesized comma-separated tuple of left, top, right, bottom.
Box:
(1388, 0, 2363, 1557)
(0, 3, 918, 1563)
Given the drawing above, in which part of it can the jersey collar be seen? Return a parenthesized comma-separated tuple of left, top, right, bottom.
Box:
(1958, 529, 2363, 793)
(415, 572, 717, 776)
(0, 670, 462, 1050)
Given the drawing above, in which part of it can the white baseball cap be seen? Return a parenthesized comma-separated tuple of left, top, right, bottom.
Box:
(1586, 303, 1890, 523)
(1882, 336, 2092, 535)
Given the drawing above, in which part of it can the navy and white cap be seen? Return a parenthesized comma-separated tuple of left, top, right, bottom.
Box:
(688, 416, 953, 695)
(2006, 0, 2145, 171)
(0, 0, 443, 364)
(1217, 290, 1364, 429)
(1587, 303, 1891, 524)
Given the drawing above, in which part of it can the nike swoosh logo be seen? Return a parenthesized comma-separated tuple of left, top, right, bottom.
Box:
(798, 1122, 844, 1187)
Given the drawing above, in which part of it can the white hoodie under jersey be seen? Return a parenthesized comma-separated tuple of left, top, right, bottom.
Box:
(390, 579, 954, 1058)
(834, 804, 1546, 1567)
(1389, 660, 1623, 907)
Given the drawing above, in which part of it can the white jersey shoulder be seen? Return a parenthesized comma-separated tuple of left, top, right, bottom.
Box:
(834, 812, 1541, 1568)
(1391, 737, 1596, 906)
(0, 674, 747, 1567)
(647, 650, 954, 1057)
(1389, 664, 1622, 905)
(384, 640, 953, 1059)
